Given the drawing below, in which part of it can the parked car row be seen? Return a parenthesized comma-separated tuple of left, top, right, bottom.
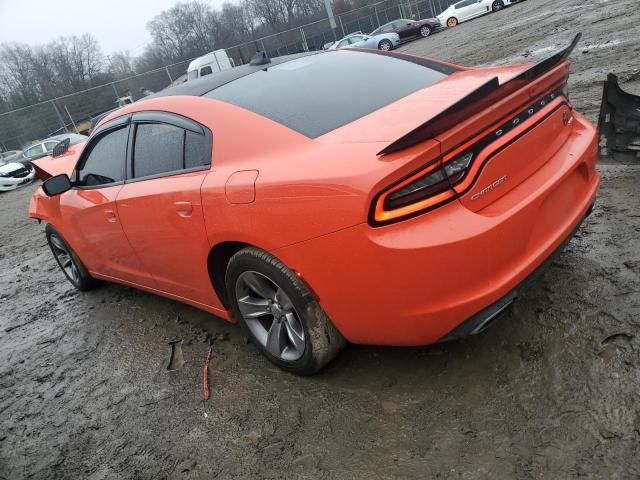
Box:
(325, 0, 522, 52)
(0, 133, 87, 192)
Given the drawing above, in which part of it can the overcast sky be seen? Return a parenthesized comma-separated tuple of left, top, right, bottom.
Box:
(0, 0, 229, 55)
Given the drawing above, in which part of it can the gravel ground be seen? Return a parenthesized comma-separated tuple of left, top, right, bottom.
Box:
(2, 0, 640, 478)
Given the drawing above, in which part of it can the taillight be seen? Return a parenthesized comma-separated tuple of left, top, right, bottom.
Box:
(370, 155, 472, 226)
(371, 83, 567, 226)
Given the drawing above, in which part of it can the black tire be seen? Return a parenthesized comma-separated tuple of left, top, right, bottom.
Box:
(419, 25, 432, 37)
(446, 17, 458, 27)
(225, 247, 346, 375)
(46, 224, 98, 291)
(492, 0, 504, 11)
(378, 39, 393, 51)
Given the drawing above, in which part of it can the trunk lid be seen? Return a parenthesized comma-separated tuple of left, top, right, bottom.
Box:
(31, 142, 85, 181)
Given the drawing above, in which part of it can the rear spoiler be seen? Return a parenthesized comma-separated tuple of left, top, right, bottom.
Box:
(378, 33, 582, 156)
(598, 73, 640, 161)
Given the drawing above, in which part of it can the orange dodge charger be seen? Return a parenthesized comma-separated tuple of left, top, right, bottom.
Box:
(30, 34, 599, 374)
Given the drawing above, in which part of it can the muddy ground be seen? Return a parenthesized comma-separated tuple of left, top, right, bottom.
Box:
(2, 0, 640, 478)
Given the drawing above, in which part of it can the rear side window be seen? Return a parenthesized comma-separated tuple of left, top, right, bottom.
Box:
(132, 121, 212, 178)
(133, 124, 184, 178)
(206, 50, 450, 138)
(77, 127, 128, 186)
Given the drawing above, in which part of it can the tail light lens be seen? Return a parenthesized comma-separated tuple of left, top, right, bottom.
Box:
(371, 83, 567, 226)
(371, 154, 472, 226)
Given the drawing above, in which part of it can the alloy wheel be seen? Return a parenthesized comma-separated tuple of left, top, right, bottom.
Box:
(380, 41, 392, 51)
(420, 26, 431, 37)
(235, 271, 306, 361)
(50, 234, 80, 285)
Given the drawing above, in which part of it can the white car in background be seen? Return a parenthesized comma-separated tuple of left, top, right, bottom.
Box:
(0, 162, 36, 192)
(437, 0, 515, 28)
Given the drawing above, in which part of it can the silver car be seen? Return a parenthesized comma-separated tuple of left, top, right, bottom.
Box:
(327, 32, 401, 51)
(17, 133, 88, 166)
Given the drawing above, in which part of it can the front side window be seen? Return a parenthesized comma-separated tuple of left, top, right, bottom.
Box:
(77, 127, 128, 186)
(200, 66, 213, 77)
(337, 39, 350, 48)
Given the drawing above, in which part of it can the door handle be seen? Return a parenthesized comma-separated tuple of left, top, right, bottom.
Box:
(174, 201, 193, 218)
(104, 210, 117, 223)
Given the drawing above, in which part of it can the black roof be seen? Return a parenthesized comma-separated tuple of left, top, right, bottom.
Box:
(149, 49, 457, 101)
(147, 52, 317, 100)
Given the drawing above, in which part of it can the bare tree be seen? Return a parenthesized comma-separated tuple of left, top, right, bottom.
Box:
(108, 51, 136, 78)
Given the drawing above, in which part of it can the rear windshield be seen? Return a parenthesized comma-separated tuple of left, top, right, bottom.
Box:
(205, 50, 451, 138)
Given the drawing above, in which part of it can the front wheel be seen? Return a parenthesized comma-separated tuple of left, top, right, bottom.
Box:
(492, 0, 504, 11)
(226, 247, 345, 375)
(419, 26, 432, 37)
(378, 39, 393, 51)
(447, 17, 458, 27)
(46, 224, 98, 291)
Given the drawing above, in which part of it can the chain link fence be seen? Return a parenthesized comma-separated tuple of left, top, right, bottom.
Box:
(0, 0, 457, 152)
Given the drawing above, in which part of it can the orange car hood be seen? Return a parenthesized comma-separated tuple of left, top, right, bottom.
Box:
(31, 142, 85, 181)
(319, 64, 530, 145)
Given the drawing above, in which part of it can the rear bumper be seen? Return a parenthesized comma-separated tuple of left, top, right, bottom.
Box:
(274, 112, 600, 346)
(439, 201, 594, 342)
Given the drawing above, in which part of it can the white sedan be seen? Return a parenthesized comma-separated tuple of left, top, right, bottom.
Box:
(437, 0, 516, 27)
(0, 162, 36, 191)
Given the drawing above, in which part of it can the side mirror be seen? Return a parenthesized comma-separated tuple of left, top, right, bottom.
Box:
(42, 174, 72, 197)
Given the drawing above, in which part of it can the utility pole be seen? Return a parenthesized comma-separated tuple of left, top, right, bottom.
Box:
(63, 105, 77, 132)
(323, 0, 337, 30)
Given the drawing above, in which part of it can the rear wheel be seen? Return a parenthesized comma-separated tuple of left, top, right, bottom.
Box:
(447, 17, 458, 27)
(225, 247, 345, 375)
(419, 26, 432, 37)
(378, 39, 393, 51)
(492, 0, 505, 11)
(46, 224, 98, 291)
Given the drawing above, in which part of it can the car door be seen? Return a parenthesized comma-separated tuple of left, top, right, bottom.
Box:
(454, 0, 475, 21)
(59, 116, 153, 286)
(115, 112, 216, 306)
(348, 35, 368, 48)
(467, 0, 489, 19)
(396, 20, 416, 39)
